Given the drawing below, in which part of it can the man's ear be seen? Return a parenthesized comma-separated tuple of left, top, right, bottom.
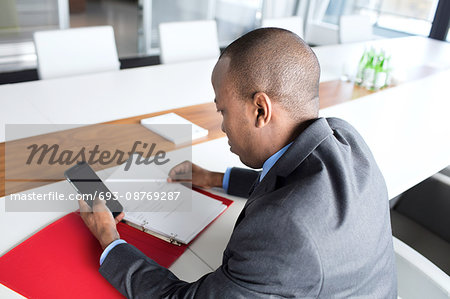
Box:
(252, 92, 272, 128)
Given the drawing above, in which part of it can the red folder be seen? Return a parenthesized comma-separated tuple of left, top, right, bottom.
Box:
(0, 189, 232, 299)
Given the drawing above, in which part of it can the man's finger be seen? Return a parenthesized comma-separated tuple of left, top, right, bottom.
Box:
(115, 212, 125, 224)
(78, 198, 92, 214)
(168, 161, 191, 178)
(168, 166, 185, 178)
(169, 173, 192, 182)
(92, 197, 110, 213)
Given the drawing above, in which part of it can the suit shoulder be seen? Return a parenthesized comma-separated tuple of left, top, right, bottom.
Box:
(323, 117, 374, 155)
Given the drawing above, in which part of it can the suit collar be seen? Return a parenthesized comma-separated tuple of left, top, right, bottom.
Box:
(249, 118, 333, 199)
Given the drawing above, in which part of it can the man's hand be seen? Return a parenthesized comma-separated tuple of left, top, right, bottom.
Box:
(167, 161, 224, 189)
(78, 198, 125, 250)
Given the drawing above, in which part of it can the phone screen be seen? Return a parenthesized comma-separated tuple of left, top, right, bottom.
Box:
(64, 162, 123, 218)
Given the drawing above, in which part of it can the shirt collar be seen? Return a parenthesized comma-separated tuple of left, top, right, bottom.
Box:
(260, 142, 293, 182)
(249, 118, 334, 200)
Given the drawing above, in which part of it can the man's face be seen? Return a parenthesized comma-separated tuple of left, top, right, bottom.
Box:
(212, 57, 260, 168)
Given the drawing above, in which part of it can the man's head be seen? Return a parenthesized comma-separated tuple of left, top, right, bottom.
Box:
(212, 28, 320, 168)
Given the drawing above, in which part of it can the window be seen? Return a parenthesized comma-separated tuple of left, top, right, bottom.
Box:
(323, 0, 440, 37)
(140, 0, 265, 55)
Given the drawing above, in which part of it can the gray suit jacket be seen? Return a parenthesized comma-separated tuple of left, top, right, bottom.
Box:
(99, 117, 397, 298)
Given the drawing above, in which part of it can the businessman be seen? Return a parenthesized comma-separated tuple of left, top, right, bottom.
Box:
(79, 28, 397, 298)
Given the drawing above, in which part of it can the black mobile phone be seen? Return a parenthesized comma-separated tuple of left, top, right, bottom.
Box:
(64, 162, 123, 218)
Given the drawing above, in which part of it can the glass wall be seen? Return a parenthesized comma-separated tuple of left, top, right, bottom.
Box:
(0, 0, 66, 43)
(139, 0, 212, 55)
(1, 0, 301, 59)
(0, 0, 446, 74)
(69, 0, 140, 58)
(140, 0, 306, 54)
(375, 0, 438, 36)
(140, 0, 267, 55)
(0, 0, 67, 71)
(322, 0, 440, 37)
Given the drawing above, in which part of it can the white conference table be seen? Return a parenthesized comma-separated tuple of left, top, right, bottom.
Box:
(313, 35, 450, 83)
(1, 36, 450, 298)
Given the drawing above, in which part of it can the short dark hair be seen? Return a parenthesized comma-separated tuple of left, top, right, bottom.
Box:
(220, 28, 320, 120)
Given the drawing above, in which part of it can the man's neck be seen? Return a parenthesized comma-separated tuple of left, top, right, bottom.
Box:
(262, 118, 317, 162)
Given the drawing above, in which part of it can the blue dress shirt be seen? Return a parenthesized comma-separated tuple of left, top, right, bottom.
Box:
(100, 239, 127, 265)
(222, 142, 292, 191)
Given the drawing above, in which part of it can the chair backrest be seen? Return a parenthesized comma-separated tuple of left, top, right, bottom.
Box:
(261, 16, 304, 39)
(34, 26, 120, 79)
(339, 15, 373, 44)
(158, 20, 220, 64)
(394, 237, 450, 299)
(305, 22, 339, 45)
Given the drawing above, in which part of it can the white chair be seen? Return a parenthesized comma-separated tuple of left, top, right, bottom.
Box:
(33, 26, 120, 79)
(158, 20, 220, 64)
(394, 237, 450, 299)
(305, 22, 339, 45)
(339, 15, 373, 44)
(261, 16, 304, 39)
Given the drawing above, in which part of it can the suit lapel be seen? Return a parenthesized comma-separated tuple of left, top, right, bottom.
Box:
(247, 173, 261, 196)
(233, 118, 333, 230)
(248, 118, 333, 201)
(234, 173, 260, 229)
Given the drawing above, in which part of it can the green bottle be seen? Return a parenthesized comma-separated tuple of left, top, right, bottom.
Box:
(355, 49, 368, 85)
(362, 48, 375, 90)
(384, 56, 392, 87)
(374, 51, 387, 90)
